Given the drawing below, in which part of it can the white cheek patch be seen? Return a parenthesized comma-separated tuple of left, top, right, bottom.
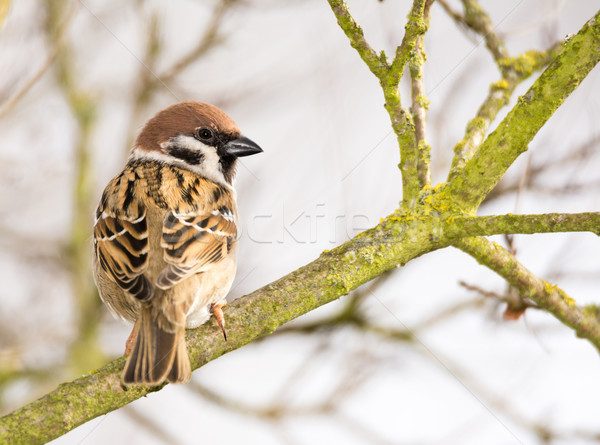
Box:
(130, 136, 233, 190)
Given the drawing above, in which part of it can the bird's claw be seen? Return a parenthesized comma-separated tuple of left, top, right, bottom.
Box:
(210, 302, 227, 341)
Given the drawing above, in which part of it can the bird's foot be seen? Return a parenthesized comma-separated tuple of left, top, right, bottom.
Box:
(210, 302, 227, 341)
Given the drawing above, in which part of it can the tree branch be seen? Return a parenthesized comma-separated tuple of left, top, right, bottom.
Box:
(447, 212, 600, 237)
(327, 0, 433, 207)
(447, 43, 563, 180)
(2, 207, 598, 442)
(389, 0, 428, 83)
(445, 9, 600, 212)
(390, 0, 429, 206)
(454, 236, 600, 350)
(0, 213, 449, 444)
(0, 2, 78, 119)
(485, 133, 600, 202)
(439, 0, 563, 180)
(409, 0, 434, 189)
(326, 0, 388, 79)
(459, 0, 508, 63)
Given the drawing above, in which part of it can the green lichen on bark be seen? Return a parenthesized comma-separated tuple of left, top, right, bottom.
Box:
(499, 50, 554, 78)
(389, 0, 428, 83)
(327, 0, 388, 79)
(0, 211, 448, 444)
(446, 212, 600, 238)
(447, 10, 600, 211)
(2, 208, 599, 443)
(409, 1, 433, 190)
(461, 0, 507, 62)
(448, 42, 564, 180)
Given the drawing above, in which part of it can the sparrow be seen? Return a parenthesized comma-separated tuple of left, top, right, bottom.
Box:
(93, 101, 262, 385)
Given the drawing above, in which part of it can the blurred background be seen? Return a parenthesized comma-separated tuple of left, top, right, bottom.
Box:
(1, 0, 599, 444)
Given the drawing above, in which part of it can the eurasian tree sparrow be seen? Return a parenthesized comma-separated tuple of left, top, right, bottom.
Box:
(93, 102, 262, 385)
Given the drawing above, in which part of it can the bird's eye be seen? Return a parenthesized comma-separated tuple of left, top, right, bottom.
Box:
(195, 127, 214, 141)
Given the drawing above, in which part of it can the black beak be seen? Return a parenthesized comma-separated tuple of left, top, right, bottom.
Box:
(223, 136, 263, 157)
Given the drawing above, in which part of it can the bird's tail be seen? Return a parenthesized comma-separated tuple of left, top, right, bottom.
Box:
(122, 305, 191, 385)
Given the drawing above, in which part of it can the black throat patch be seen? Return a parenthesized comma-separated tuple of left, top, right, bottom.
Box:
(168, 146, 204, 165)
(219, 155, 237, 184)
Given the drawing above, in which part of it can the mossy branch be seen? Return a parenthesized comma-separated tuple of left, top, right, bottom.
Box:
(0, 212, 452, 444)
(409, 0, 434, 189)
(1, 206, 599, 443)
(460, 0, 508, 63)
(447, 212, 600, 237)
(454, 236, 600, 348)
(326, 0, 389, 78)
(389, 0, 428, 84)
(447, 43, 563, 180)
(446, 9, 600, 212)
(390, 0, 430, 206)
(327, 0, 432, 207)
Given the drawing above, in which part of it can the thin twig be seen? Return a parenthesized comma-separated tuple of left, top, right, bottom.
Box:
(327, 0, 433, 207)
(159, 0, 235, 84)
(0, 2, 79, 119)
(124, 0, 235, 156)
(438, 0, 508, 64)
(326, 0, 389, 79)
(410, 0, 434, 188)
(454, 236, 600, 349)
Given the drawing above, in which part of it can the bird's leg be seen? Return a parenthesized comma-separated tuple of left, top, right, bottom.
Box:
(210, 302, 227, 341)
(124, 319, 140, 356)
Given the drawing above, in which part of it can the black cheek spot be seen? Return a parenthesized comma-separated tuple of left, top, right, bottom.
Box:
(169, 146, 204, 165)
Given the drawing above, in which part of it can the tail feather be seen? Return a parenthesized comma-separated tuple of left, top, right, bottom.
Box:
(122, 306, 191, 385)
(167, 334, 191, 383)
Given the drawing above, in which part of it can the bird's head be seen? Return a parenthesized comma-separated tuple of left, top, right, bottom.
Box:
(131, 101, 262, 186)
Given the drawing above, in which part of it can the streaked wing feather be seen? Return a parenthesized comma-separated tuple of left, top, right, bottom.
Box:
(157, 207, 236, 289)
(94, 201, 153, 301)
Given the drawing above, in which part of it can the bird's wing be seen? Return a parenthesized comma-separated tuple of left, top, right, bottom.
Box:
(93, 186, 153, 301)
(157, 197, 237, 290)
